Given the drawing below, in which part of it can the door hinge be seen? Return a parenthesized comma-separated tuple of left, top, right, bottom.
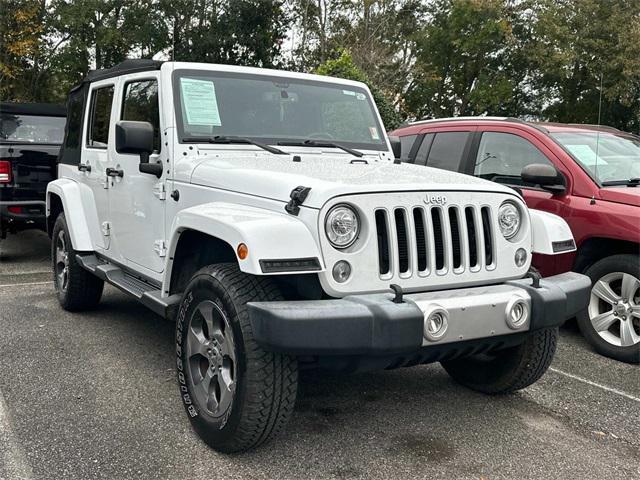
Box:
(153, 182, 166, 200)
(154, 240, 167, 257)
(101, 221, 111, 237)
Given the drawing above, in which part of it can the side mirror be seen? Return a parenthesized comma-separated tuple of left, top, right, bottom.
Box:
(388, 135, 401, 159)
(115, 120, 162, 178)
(521, 164, 566, 194)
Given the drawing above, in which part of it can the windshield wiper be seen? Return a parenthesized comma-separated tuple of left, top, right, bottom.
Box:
(277, 139, 364, 158)
(601, 178, 640, 187)
(182, 135, 287, 155)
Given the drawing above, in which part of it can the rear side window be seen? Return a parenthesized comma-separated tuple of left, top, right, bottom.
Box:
(121, 79, 161, 152)
(426, 131, 471, 171)
(414, 133, 435, 166)
(400, 134, 417, 160)
(64, 93, 84, 150)
(87, 86, 114, 148)
(474, 132, 552, 186)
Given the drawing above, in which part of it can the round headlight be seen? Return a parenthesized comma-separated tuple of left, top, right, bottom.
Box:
(325, 205, 359, 248)
(498, 201, 521, 240)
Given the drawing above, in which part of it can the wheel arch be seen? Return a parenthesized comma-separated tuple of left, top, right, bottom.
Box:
(163, 202, 324, 296)
(573, 237, 639, 273)
(46, 179, 94, 251)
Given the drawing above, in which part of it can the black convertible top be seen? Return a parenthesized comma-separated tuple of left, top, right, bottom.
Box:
(59, 59, 163, 165)
(0, 102, 66, 117)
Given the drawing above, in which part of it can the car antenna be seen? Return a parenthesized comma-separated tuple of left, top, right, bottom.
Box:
(594, 72, 603, 181)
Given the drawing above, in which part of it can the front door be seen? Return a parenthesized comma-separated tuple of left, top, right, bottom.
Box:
(108, 74, 166, 274)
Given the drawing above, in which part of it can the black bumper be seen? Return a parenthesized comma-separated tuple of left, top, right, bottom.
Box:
(247, 272, 591, 356)
(0, 201, 46, 228)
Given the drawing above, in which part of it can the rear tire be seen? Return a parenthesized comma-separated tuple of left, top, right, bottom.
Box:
(441, 328, 557, 394)
(576, 254, 640, 364)
(176, 263, 298, 453)
(51, 213, 104, 311)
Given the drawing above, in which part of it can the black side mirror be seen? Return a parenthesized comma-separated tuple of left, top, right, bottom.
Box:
(388, 135, 401, 159)
(115, 120, 162, 178)
(521, 163, 566, 194)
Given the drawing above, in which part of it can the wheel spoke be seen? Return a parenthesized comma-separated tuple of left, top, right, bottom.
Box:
(186, 326, 209, 358)
(620, 273, 640, 301)
(619, 319, 640, 347)
(216, 369, 234, 412)
(56, 247, 65, 264)
(590, 311, 618, 332)
(592, 280, 621, 306)
(631, 305, 640, 318)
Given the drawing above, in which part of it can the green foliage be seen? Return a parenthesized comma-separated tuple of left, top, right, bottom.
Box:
(316, 50, 402, 130)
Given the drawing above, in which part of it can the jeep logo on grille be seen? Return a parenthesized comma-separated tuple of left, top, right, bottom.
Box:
(424, 195, 447, 206)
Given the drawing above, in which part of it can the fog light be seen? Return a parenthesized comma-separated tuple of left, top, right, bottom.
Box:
(505, 297, 529, 329)
(423, 306, 449, 342)
(332, 260, 351, 283)
(515, 248, 527, 267)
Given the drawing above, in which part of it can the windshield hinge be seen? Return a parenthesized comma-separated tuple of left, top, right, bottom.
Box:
(154, 240, 167, 257)
(285, 186, 311, 216)
(153, 182, 166, 200)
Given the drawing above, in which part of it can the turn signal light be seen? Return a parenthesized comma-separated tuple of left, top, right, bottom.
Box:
(237, 243, 249, 260)
(0, 160, 11, 183)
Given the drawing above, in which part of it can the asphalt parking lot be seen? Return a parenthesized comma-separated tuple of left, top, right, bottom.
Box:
(0, 231, 638, 480)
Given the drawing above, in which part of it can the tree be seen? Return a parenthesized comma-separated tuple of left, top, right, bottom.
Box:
(316, 49, 402, 129)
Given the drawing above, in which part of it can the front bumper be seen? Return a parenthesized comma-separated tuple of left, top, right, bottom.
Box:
(247, 272, 591, 356)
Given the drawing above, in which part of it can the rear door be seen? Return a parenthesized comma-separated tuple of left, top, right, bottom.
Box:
(416, 127, 477, 171)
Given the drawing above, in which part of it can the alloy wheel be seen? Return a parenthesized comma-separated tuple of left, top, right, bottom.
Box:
(588, 272, 640, 347)
(55, 230, 70, 292)
(186, 300, 236, 417)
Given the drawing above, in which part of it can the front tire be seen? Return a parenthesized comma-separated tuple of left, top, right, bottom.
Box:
(51, 213, 104, 311)
(176, 263, 298, 453)
(576, 254, 640, 364)
(441, 328, 557, 394)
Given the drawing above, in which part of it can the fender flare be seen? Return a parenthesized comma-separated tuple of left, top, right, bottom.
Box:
(46, 178, 94, 251)
(529, 209, 576, 255)
(164, 201, 324, 283)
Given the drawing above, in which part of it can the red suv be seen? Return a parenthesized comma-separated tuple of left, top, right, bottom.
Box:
(391, 118, 639, 363)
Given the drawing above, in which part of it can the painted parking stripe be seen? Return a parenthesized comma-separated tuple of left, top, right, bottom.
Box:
(0, 390, 33, 480)
(549, 367, 640, 403)
(0, 281, 51, 288)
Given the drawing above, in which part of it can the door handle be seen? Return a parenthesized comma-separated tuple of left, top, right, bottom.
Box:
(106, 168, 124, 178)
(78, 164, 91, 172)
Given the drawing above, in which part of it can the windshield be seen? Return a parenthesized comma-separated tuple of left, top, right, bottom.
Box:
(551, 131, 640, 184)
(0, 114, 66, 144)
(172, 70, 387, 151)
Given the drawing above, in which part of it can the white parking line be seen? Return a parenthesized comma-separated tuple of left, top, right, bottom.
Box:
(0, 390, 33, 480)
(0, 281, 50, 288)
(549, 367, 640, 403)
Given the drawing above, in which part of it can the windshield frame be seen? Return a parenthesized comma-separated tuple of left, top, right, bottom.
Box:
(171, 68, 388, 152)
(549, 130, 640, 188)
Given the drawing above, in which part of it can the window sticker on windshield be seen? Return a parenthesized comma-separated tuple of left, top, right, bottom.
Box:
(342, 90, 356, 96)
(180, 78, 222, 126)
(369, 127, 380, 140)
(566, 144, 608, 166)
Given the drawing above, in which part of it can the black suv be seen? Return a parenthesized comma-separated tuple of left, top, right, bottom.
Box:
(0, 102, 66, 239)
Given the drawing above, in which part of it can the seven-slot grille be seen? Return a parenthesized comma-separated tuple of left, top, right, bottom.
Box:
(375, 205, 495, 278)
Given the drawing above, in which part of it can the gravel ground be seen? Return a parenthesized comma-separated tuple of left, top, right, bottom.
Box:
(0, 231, 638, 480)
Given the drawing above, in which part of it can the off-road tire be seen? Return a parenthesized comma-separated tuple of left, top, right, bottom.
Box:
(576, 255, 640, 364)
(441, 328, 557, 394)
(51, 213, 104, 311)
(176, 263, 298, 453)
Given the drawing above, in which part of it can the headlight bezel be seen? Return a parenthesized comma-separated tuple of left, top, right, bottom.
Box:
(498, 200, 522, 240)
(325, 204, 360, 249)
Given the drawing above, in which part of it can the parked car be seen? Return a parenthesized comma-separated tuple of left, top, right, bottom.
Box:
(0, 102, 66, 239)
(390, 117, 640, 363)
(47, 60, 590, 452)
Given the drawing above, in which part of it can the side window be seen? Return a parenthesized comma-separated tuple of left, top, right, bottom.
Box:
(426, 131, 471, 171)
(414, 133, 435, 166)
(121, 79, 160, 152)
(64, 93, 84, 150)
(400, 134, 417, 160)
(474, 132, 553, 186)
(87, 86, 114, 148)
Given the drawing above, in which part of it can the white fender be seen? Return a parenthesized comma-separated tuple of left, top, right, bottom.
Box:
(529, 209, 576, 255)
(46, 178, 95, 251)
(165, 202, 324, 280)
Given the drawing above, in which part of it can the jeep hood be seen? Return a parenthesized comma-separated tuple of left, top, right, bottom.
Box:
(189, 154, 516, 208)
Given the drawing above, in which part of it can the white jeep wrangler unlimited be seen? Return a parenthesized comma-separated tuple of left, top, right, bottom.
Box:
(47, 59, 590, 452)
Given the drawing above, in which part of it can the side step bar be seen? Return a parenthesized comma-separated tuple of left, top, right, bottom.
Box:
(76, 254, 181, 320)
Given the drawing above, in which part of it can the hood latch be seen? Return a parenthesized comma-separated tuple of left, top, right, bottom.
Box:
(285, 186, 311, 216)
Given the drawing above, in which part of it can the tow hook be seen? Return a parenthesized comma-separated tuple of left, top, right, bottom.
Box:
(390, 284, 404, 303)
(285, 186, 311, 216)
(525, 268, 542, 288)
